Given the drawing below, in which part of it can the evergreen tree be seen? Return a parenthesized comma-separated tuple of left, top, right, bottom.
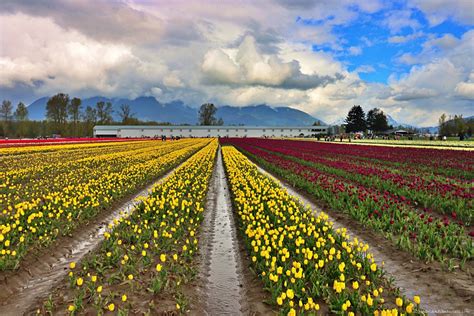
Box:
(367, 108, 389, 133)
(14, 102, 28, 121)
(14, 102, 29, 137)
(345, 105, 366, 133)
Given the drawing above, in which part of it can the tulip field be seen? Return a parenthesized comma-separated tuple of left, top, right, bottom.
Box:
(41, 140, 218, 314)
(0, 139, 209, 270)
(222, 146, 422, 315)
(0, 137, 472, 315)
(221, 138, 473, 266)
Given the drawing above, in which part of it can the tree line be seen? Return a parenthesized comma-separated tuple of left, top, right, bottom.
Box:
(344, 105, 390, 133)
(0, 93, 165, 138)
(438, 113, 473, 139)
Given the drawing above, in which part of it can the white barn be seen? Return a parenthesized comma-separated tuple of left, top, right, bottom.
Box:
(93, 125, 328, 138)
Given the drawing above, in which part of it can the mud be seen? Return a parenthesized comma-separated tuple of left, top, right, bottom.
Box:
(254, 163, 473, 316)
(0, 163, 185, 316)
(196, 147, 275, 315)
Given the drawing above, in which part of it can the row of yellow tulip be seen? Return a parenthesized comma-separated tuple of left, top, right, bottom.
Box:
(0, 139, 210, 270)
(38, 140, 218, 314)
(221, 146, 423, 315)
(0, 140, 149, 173)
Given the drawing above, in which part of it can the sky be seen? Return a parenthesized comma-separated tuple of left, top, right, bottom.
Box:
(0, 0, 473, 126)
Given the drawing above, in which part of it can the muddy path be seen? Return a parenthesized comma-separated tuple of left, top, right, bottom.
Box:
(195, 147, 274, 315)
(0, 161, 187, 316)
(252, 162, 473, 316)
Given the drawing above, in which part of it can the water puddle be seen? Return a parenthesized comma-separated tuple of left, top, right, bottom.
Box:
(254, 164, 473, 316)
(0, 165, 182, 316)
(198, 148, 245, 315)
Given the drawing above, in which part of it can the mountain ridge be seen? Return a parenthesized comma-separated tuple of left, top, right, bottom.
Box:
(26, 96, 324, 126)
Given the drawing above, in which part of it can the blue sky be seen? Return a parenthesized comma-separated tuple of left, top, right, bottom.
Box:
(304, 5, 472, 84)
(0, 0, 473, 126)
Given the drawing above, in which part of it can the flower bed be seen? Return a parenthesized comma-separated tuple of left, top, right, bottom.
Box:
(222, 145, 423, 315)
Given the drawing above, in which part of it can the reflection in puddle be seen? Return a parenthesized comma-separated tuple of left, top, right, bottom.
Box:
(202, 148, 243, 315)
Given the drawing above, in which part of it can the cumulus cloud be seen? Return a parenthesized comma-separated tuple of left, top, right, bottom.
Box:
(163, 72, 184, 88)
(382, 10, 421, 34)
(201, 36, 342, 90)
(392, 88, 438, 101)
(388, 32, 424, 44)
(0, 0, 472, 126)
(455, 81, 474, 99)
(0, 13, 172, 99)
(0, 0, 165, 44)
(408, 0, 474, 26)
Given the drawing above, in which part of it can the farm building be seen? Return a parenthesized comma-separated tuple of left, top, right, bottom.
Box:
(93, 125, 328, 138)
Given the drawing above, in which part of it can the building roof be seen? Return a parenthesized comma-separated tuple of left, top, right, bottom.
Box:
(94, 125, 327, 130)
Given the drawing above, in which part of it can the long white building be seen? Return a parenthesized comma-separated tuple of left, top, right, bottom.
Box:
(93, 125, 328, 138)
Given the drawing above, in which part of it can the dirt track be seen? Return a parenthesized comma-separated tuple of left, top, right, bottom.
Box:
(195, 147, 275, 315)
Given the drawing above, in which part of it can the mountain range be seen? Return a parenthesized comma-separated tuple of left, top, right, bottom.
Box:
(27, 96, 324, 126)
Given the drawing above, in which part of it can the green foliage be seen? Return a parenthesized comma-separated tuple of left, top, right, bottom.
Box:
(345, 105, 367, 133)
(199, 103, 223, 125)
(367, 108, 389, 133)
(439, 113, 473, 138)
(46, 93, 69, 133)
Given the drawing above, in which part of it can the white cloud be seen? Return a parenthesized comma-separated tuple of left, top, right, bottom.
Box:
(0, 0, 472, 127)
(0, 13, 173, 99)
(455, 81, 474, 99)
(348, 46, 362, 56)
(150, 87, 163, 97)
(201, 35, 342, 89)
(163, 72, 184, 88)
(408, 0, 474, 26)
(382, 10, 421, 34)
(388, 32, 424, 44)
(202, 49, 242, 84)
(354, 65, 375, 73)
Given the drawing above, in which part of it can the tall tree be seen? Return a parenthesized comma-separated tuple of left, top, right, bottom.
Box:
(345, 105, 366, 133)
(198, 103, 218, 125)
(46, 93, 69, 134)
(453, 115, 466, 138)
(82, 106, 97, 137)
(119, 104, 135, 124)
(0, 100, 13, 137)
(0, 100, 13, 121)
(14, 102, 29, 137)
(366, 108, 389, 133)
(96, 101, 114, 124)
(438, 113, 448, 136)
(68, 97, 82, 136)
(14, 102, 28, 121)
(83, 106, 97, 124)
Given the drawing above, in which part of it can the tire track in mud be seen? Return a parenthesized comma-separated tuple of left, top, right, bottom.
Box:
(0, 160, 189, 316)
(253, 162, 473, 316)
(197, 147, 275, 315)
